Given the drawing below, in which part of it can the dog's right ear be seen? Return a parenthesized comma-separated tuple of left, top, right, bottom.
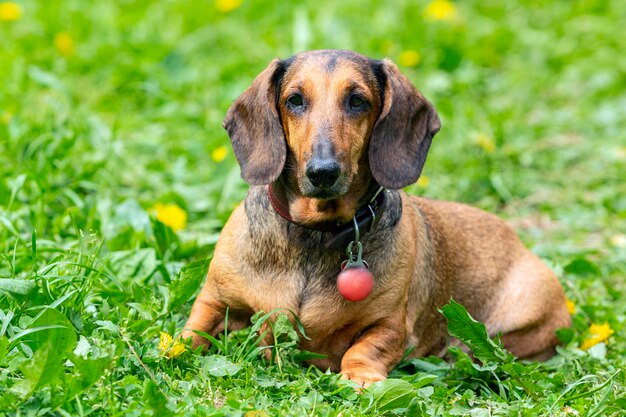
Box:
(223, 59, 287, 185)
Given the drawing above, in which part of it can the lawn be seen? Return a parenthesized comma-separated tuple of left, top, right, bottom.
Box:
(1, 0, 625, 415)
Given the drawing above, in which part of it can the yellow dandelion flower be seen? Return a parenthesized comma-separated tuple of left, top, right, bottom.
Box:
(565, 298, 576, 315)
(211, 145, 228, 162)
(417, 175, 429, 188)
(474, 132, 495, 154)
(424, 0, 458, 22)
(152, 203, 187, 231)
(580, 323, 614, 350)
(158, 332, 186, 358)
(0, 2, 22, 21)
(54, 32, 75, 57)
(215, 0, 242, 13)
(245, 412, 269, 417)
(398, 50, 421, 67)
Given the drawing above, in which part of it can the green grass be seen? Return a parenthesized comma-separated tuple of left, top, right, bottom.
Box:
(1, 0, 625, 415)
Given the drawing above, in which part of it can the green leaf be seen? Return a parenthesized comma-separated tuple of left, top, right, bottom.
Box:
(292, 349, 327, 362)
(0, 336, 9, 362)
(439, 299, 512, 364)
(587, 342, 607, 360)
(0, 278, 35, 295)
(447, 346, 495, 377)
(407, 373, 439, 389)
(271, 313, 299, 343)
(167, 260, 208, 311)
(408, 357, 450, 375)
(95, 320, 120, 335)
(142, 379, 172, 416)
(556, 327, 575, 345)
(16, 308, 76, 355)
(564, 257, 600, 277)
(297, 390, 323, 410)
(127, 302, 155, 320)
(418, 386, 434, 399)
(7, 342, 63, 401)
(366, 378, 417, 412)
(107, 248, 157, 282)
(405, 397, 428, 417)
(201, 355, 242, 377)
(65, 351, 115, 399)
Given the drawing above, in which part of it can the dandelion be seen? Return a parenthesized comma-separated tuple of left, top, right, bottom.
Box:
(580, 323, 614, 350)
(474, 132, 495, 154)
(211, 145, 228, 162)
(0, 2, 22, 21)
(158, 332, 186, 358)
(151, 203, 187, 231)
(54, 32, 75, 57)
(417, 175, 429, 188)
(244, 412, 270, 417)
(424, 0, 458, 22)
(215, 0, 242, 13)
(565, 298, 576, 315)
(398, 50, 421, 67)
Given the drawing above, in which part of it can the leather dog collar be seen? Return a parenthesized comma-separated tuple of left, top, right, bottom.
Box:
(268, 182, 386, 250)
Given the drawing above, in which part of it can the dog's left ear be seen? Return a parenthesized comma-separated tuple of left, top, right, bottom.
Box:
(223, 59, 287, 185)
(369, 59, 441, 190)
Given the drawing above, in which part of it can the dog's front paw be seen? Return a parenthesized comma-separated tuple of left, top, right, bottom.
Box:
(341, 367, 387, 390)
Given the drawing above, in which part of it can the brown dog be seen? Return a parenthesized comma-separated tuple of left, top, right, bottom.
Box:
(183, 50, 570, 388)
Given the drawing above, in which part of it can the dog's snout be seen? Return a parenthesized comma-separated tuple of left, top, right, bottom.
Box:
(306, 159, 341, 188)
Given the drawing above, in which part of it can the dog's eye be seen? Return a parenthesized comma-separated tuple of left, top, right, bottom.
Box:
(349, 95, 366, 109)
(287, 94, 304, 107)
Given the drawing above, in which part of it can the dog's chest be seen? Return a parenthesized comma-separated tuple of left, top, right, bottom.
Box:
(244, 230, 342, 302)
(240, 220, 365, 320)
(238, 187, 403, 346)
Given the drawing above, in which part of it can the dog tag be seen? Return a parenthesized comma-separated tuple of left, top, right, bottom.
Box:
(337, 266, 374, 302)
(338, 241, 373, 301)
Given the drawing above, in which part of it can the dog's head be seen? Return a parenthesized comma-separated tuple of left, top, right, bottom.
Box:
(224, 50, 440, 206)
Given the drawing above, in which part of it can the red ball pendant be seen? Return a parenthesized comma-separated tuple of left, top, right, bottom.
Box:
(337, 266, 374, 302)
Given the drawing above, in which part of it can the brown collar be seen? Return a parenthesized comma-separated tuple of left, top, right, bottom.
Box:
(268, 183, 386, 250)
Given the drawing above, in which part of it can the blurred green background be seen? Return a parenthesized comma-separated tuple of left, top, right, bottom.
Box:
(1, 0, 625, 415)
(2, 0, 625, 252)
(1, 0, 624, 248)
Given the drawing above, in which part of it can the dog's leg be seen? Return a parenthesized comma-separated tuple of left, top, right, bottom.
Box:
(486, 253, 571, 359)
(500, 320, 563, 360)
(182, 282, 227, 349)
(340, 317, 406, 388)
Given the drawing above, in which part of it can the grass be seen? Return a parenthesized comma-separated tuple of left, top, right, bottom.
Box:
(1, 0, 625, 415)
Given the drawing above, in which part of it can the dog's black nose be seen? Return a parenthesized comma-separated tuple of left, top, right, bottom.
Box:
(306, 160, 341, 188)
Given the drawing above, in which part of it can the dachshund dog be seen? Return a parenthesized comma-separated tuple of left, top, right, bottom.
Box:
(183, 50, 570, 388)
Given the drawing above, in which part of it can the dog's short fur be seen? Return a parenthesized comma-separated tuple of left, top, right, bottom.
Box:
(183, 50, 570, 387)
